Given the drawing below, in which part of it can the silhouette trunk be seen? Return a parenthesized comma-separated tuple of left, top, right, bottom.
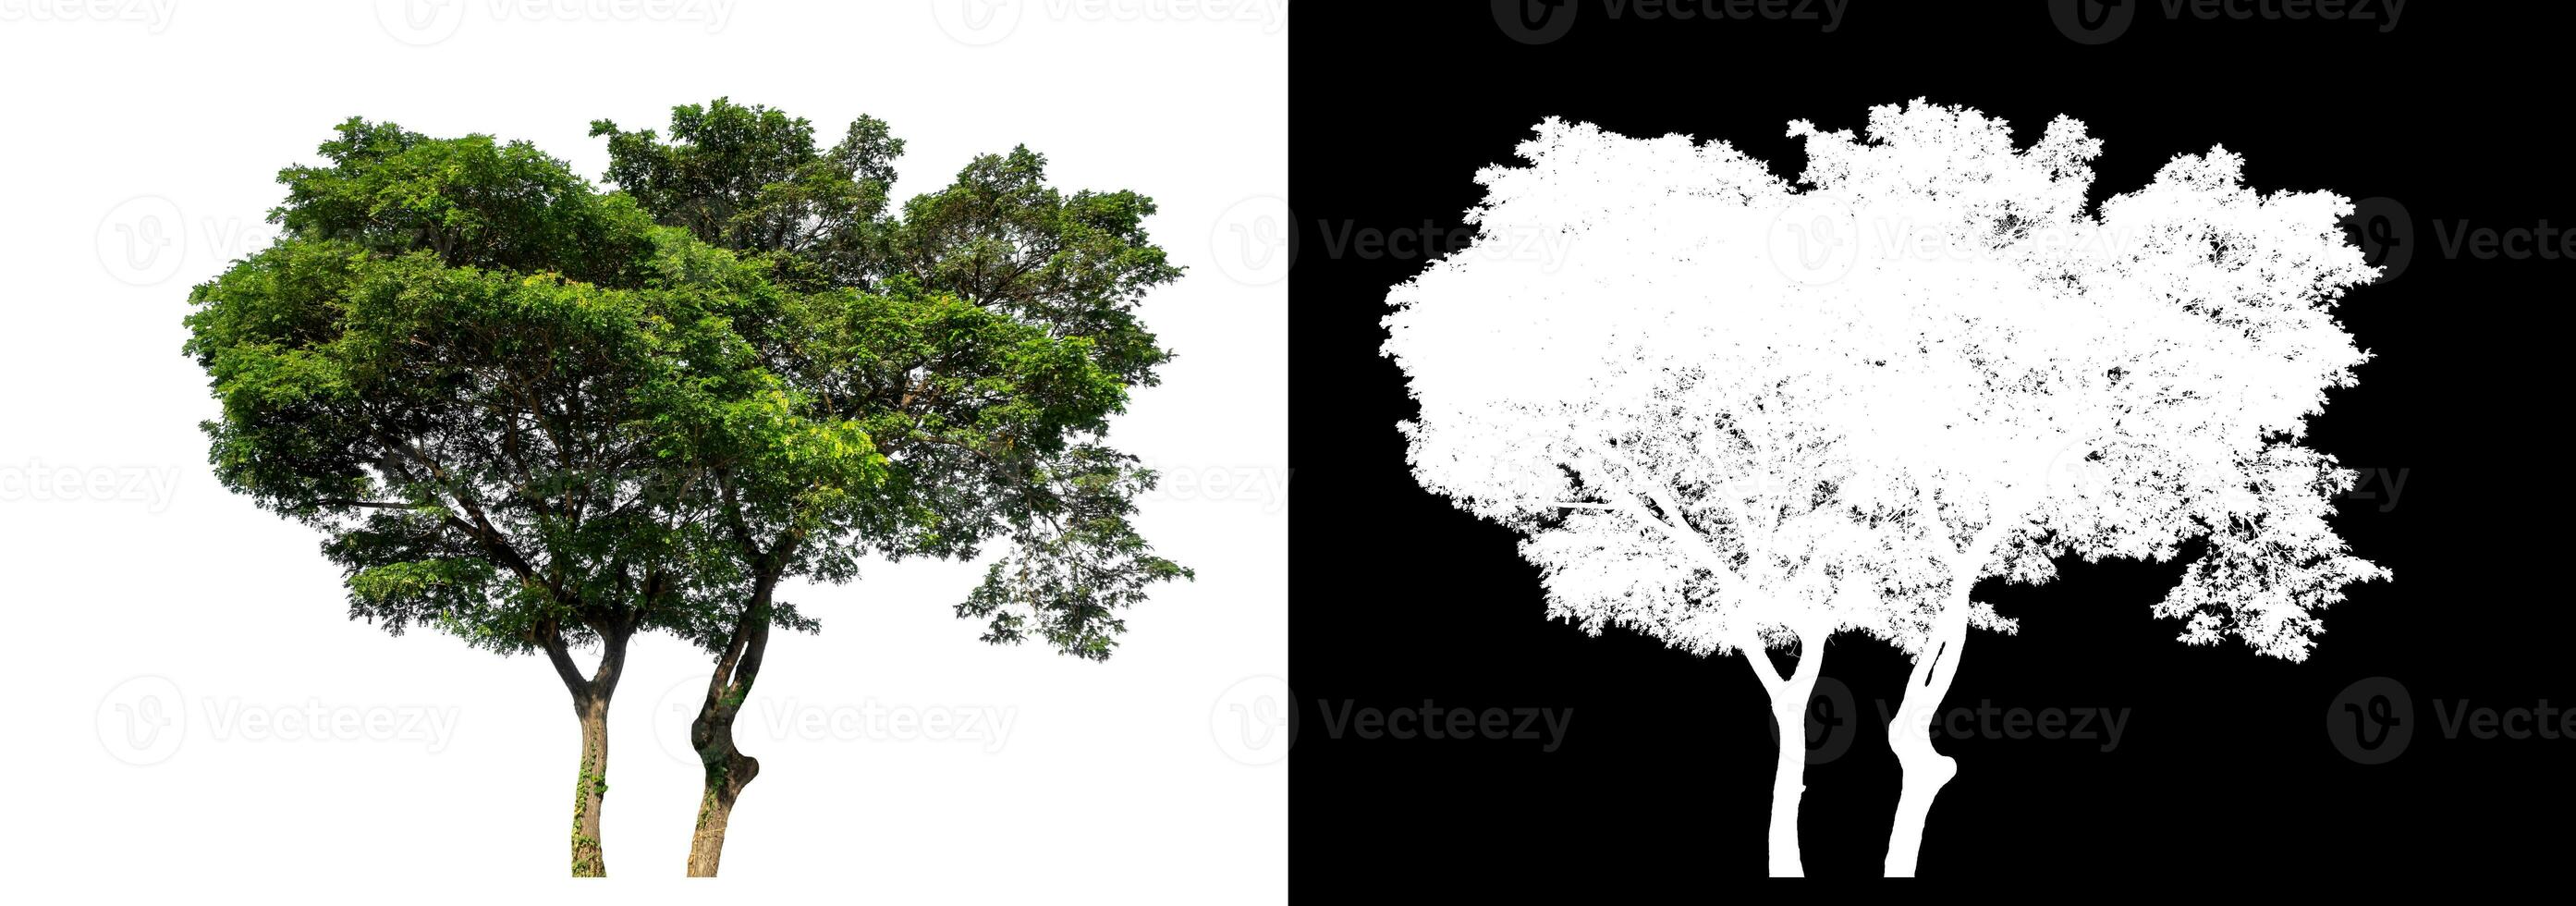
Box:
(1883, 569, 1973, 877)
(1756, 626, 1827, 877)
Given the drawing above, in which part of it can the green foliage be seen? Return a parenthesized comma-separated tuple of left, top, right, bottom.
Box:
(187, 120, 728, 652)
(276, 117, 655, 285)
(592, 99, 901, 287)
(957, 446, 1195, 661)
(593, 99, 1192, 660)
(186, 103, 1190, 667)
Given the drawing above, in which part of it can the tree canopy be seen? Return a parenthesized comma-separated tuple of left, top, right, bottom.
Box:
(185, 102, 1194, 875)
(1383, 101, 2387, 876)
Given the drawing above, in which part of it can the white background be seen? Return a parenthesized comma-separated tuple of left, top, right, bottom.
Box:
(0, 1, 1286, 900)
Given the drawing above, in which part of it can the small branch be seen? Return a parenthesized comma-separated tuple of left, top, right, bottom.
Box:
(536, 622, 590, 701)
(316, 499, 420, 510)
(1733, 624, 1786, 696)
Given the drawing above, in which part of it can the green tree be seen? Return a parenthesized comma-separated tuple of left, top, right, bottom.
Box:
(190, 106, 1192, 877)
(590, 99, 1191, 875)
(182, 118, 743, 875)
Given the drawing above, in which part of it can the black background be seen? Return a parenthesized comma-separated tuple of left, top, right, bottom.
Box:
(1290, 0, 2564, 885)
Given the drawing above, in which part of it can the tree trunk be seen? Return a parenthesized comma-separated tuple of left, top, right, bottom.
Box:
(1751, 625, 1827, 878)
(1883, 572, 1974, 877)
(1764, 687, 1814, 876)
(542, 618, 632, 878)
(686, 585, 774, 876)
(570, 693, 611, 877)
(686, 716, 760, 875)
(1882, 477, 2038, 879)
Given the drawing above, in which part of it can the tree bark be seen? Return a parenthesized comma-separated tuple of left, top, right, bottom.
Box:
(570, 692, 612, 877)
(687, 583, 774, 876)
(543, 619, 631, 878)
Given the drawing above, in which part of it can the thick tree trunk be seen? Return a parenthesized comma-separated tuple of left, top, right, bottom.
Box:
(570, 693, 612, 877)
(543, 619, 632, 878)
(686, 717, 760, 875)
(686, 585, 774, 877)
(1883, 566, 1976, 877)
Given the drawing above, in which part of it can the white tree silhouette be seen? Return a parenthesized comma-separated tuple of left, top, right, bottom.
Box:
(1383, 119, 1965, 876)
(1384, 101, 2387, 877)
(1783, 102, 2389, 875)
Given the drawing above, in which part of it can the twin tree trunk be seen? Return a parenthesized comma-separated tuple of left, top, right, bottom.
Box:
(687, 584, 775, 876)
(1750, 624, 1828, 878)
(548, 621, 632, 878)
(542, 589, 764, 877)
